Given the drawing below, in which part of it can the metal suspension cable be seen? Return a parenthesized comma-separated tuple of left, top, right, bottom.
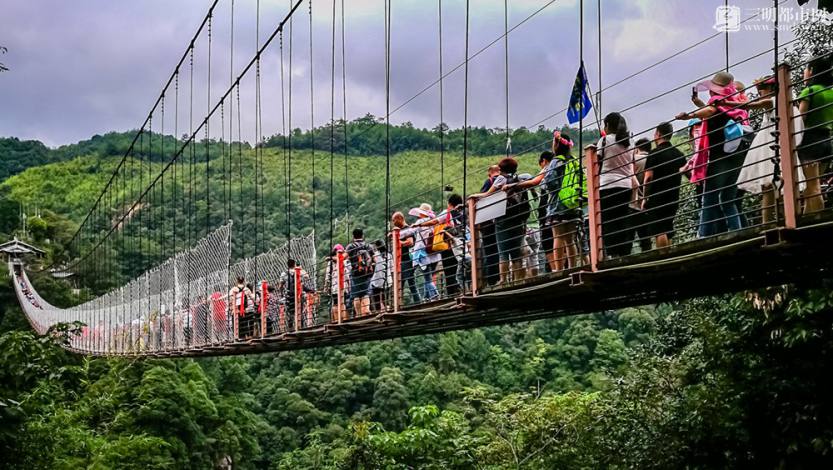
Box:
(579, 0, 584, 191)
(256, 0, 263, 258)
(504, 0, 510, 156)
(391, 0, 559, 119)
(160, 91, 166, 263)
(206, 12, 213, 236)
(188, 45, 195, 255)
(772, 0, 781, 190)
(597, 0, 602, 117)
(529, 0, 790, 129)
(227, 0, 235, 223)
(234, 83, 246, 257)
(309, 0, 317, 240)
(384, 0, 391, 236)
(236, 82, 243, 259)
(724, 0, 730, 71)
(463, 0, 469, 199)
(329, 0, 336, 250)
(288, 0, 295, 257)
(62, 0, 306, 273)
(438, 0, 445, 203)
(44, 0, 220, 273)
(255, 0, 266, 276)
(341, 0, 349, 238)
(343, 0, 562, 148)
(174, 71, 179, 254)
(280, 30, 290, 250)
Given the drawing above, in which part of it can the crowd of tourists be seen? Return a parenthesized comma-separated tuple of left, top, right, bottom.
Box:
(214, 50, 833, 335)
(326, 53, 833, 310)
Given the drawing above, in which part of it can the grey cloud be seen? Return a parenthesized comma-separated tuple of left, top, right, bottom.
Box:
(0, 0, 797, 148)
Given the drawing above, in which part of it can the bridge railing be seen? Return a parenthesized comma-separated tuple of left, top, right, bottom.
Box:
(455, 58, 832, 298)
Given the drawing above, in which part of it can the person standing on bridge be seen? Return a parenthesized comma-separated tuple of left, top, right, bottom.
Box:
(676, 71, 749, 238)
(408, 204, 443, 300)
(641, 122, 686, 248)
(596, 112, 638, 258)
(369, 239, 392, 313)
(796, 53, 833, 215)
(391, 212, 421, 304)
(469, 158, 530, 285)
(229, 277, 255, 340)
(479, 165, 502, 286)
(325, 244, 351, 322)
(346, 229, 374, 317)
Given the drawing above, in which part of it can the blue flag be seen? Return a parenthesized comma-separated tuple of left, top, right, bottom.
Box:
(567, 62, 593, 125)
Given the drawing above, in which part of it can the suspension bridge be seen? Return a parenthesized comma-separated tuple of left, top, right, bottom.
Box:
(9, 0, 833, 357)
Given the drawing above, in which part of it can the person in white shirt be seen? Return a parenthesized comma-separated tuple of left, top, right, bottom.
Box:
(408, 204, 442, 301)
(596, 112, 639, 258)
(369, 239, 392, 312)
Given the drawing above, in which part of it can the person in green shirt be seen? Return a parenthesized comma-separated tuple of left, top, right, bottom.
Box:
(796, 53, 833, 214)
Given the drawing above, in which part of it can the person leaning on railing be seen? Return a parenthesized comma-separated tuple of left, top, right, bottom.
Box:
(390, 212, 421, 304)
(324, 244, 351, 322)
(468, 157, 530, 285)
(478, 165, 502, 286)
(412, 193, 466, 297)
(407, 204, 443, 301)
(509, 131, 582, 272)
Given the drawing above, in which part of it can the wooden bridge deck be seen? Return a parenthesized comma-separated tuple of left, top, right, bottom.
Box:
(116, 220, 833, 358)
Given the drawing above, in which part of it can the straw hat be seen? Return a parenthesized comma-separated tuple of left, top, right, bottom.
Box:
(694, 71, 735, 94)
(408, 203, 435, 219)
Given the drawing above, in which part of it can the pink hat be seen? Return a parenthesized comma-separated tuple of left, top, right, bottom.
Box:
(694, 71, 735, 94)
(333, 243, 345, 252)
(408, 203, 435, 219)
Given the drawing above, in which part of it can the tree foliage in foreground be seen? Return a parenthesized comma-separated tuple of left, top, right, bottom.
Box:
(3, 283, 833, 468)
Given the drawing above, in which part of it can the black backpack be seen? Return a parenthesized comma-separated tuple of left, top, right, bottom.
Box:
(348, 241, 374, 275)
(504, 174, 531, 221)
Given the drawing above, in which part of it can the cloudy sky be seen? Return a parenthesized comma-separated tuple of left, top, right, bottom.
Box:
(0, 0, 810, 147)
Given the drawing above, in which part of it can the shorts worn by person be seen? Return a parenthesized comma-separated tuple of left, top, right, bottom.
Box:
(408, 204, 442, 301)
(346, 228, 374, 316)
(797, 81, 833, 164)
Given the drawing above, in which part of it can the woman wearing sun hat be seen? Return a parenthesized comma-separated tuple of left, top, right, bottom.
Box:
(676, 70, 749, 237)
(408, 203, 442, 301)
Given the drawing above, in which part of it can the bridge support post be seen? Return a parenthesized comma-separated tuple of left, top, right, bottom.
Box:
(336, 251, 345, 324)
(584, 145, 603, 271)
(467, 197, 479, 296)
(260, 280, 267, 338)
(294, 266, 302, 331)
(776, 63, 799, 229)
(391, 228, 402, 312)
(233, 308, 239, 342)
